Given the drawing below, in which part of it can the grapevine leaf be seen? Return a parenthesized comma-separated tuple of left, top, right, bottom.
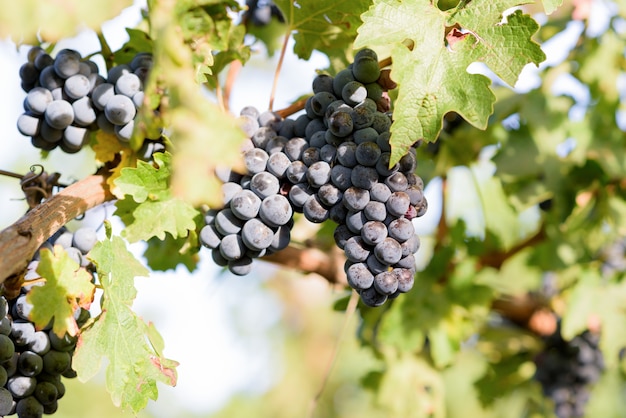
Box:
(73, 236, 177, 413)
(27, 246, 95, 337)
(143, 234, 199, 272)
(115, 152, 171, 203)
(0, 0, 132, 43)
(92, 131, 136, 196)
(355, 0, 545, 164)
(114, 152, 199, 242)
(274, 0, 372, 62)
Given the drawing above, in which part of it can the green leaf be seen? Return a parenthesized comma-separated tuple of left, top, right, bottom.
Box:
(27, 246, 95, 337)
(274, 0, 372, 62)
(355, 0, 545, 164)
(0, 0, 132, 43)
(143, 234, 199, 272)
(114, 152, 199, 242)
(73, 236, 177, 413)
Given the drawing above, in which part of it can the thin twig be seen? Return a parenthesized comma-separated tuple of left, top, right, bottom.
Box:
(96, 31, 114, 70)
(307, 290, 359, 418)
(275, 96, 308, 119)
(223, 60, 242, 112)
(0, 169, 24, 180)
(269, 31, 291, 111)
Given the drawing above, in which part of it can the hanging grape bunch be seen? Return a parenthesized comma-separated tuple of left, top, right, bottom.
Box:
(17, 47, 162, 153)
(0, 225, 95, 417)
(200, 48, 427, 307)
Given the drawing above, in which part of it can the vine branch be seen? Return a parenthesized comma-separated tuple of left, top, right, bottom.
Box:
(0, 171, 113, 286)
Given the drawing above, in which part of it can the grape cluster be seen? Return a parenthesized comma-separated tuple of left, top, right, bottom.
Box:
(17, 47, 160, 152)
(534, 327, 604, 418)
(199, 108, 295, 276)
(201, 48, 427, 306)
(0, 226, 96, 417)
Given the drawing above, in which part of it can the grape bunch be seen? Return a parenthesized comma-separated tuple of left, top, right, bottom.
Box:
(199, 108, 296, 276)
(17, 47, 160, 152)
(201, 48, 427, 307)
(534, 327, 604, 418)
(243, 0, 284, 26)
(0, 226, 96, 417)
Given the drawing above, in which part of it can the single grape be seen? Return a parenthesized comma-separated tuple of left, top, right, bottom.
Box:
(0, 388, 11, 416)
(401, 234, 420, 257)
(25, 87, 53, 115)
(342, 81, 367, 106)
(115, 73, 142, 97)
(395, 268, 415, 293)
(329, 202, 349, 224)
(16, 396, 44, 417)
(53, 49, 81, 79)
(62, 126, 89, 151)
(12, 321, 36, 346)
(104, 94, 136, 126)
(28, 331, 51, 356)
(343, 187, 370, 211)
(265, 136, 287, 155)
(363, 201, 387, 222)
(359, 286, 387, 307)
(346, 262, 374, 290)
(385, 172, 409, 192)
(320, 144, 337, 163)
(250, 172, 280, 199)
(330, 165, 353, 191)
(0, 334, 15, 362)
(91, 83, 115, 110)
(388, 218, 414, 242)
(284, 137, 309, 161)
(252, 127, 277, 149)
(365, 82, 383, 102)
(310, 92, 336, 117)
(241, 218, 274, 251)
(396, 253, 416, 269)
(258, 110, 283, 131)
(355, 142, 381, 166)
(259, 195, 293, 227)
(352, 55, 381, 84)
(328, 110, 354, 137)
(301, 147, 320, 166)
(243, 148, 269, 174)
(220, 234, 246, 260)
(350, 165, 378, 190)
(372, 112, 392, 134)
(222, 182, 242, 205)
(228, 257, 253, 276)
(332, 68, 355, 97)
(34, 381, 58, 406)
(337, 142, 358, 167)
(374, 237, 402, 265)
(302, 194, 329, 223)
(352, 100, 376, 130)
(376, 153, 398, 177)
(386, 192, 410, 217)
(270, 225, 291, 252)
(345, 210, 367, 234)
(230, 190, 262, 220)
(318, 183, 343, 206)
(344, 236, 371, 262)
(214, 209, 244, 235)
(72, 97, 97, 126)
(306, 161, 331, 188)
(288, 183, 313, 208)
(286, 160, 308, 184)
(63, 74, 90, 99)
(361, 221, 388, 246)
(7, 375, 37, 398)
(115, 120, 135, 142)
(17, 113, 40, 137)
(44, 100, 74, 130)
(18, 351, 43, 377)
(312, 74, 334, 94)
(107, 64, 131, 84)
(374, 271, 398, 295)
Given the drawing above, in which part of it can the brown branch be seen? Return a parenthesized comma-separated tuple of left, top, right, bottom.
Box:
(478, 226, 547, 270)
(269, 31, 291, 111)
(262, 244, 347, 286)
(275, 96, 309, 119)
(0, 171, 113, 286)
(223, 60, 242, 113)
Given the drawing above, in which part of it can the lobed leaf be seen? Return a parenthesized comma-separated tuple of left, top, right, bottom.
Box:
(28, 246, 95, 337)
(355, 0, 545, 164)
(73, 236, 177, 413)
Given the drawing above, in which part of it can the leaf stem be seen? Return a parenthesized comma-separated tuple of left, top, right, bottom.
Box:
(269, 30, 291, 111)
(97, 31, 115, 70)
